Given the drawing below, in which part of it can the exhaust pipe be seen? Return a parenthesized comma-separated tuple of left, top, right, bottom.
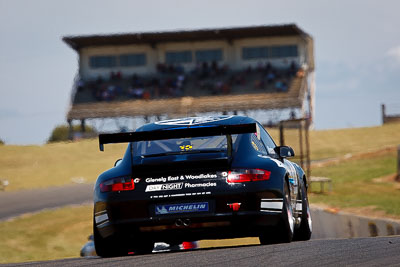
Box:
(175, 219, 183, 227)
(183, 219, 191, 227)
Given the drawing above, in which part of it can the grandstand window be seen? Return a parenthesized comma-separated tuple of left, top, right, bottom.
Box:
(119, 53, 147, 67)
(165, 51, 192, 64)
(269, 45, 298, 58)
(242, 47, 269, 60)
(195, 49, 223, 62)
(89, 55, 117, 68)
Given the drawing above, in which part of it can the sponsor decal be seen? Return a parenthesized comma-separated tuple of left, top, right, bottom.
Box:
(180, 144, 193, 151)
(251, 141, 259, 151)
(95, 213, 109, 224)
(184, 182, 217, 188)
(134, 178, 141, 183)
(145, 173, 218, 183)
(260, 198, 283, 213)
(150, 192, 211, 199)
(145, 183, 183, 192)
(154, 116, 233, 126)
(155, 202, 209, 215)
(270, 158, 285, 168)
(184, 174, 217, 179)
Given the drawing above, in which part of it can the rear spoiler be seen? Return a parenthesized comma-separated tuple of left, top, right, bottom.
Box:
(99, 123, 256, 151)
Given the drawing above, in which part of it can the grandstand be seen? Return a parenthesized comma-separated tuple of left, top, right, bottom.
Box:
(63, 24, 315, 134)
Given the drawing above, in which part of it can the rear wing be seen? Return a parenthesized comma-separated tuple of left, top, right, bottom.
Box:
(99, 123, 257, 151)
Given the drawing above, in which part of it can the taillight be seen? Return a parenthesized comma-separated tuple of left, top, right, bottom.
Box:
(227, 169, 271, 183)
(100, 177, 135, 192)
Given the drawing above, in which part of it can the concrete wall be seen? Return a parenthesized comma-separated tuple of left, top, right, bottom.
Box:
(311, 205, 400, 239)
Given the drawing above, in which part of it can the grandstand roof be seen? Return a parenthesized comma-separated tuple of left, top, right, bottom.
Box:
(63, 24, 310, 51)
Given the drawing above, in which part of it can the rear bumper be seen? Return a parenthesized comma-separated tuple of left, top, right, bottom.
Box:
(96, 211, 282, 242)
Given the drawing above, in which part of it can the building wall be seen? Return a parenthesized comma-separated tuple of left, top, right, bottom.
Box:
(78, 36, 309, 80)
(232, 36, 306, 69)
(79, 44, 155, 80)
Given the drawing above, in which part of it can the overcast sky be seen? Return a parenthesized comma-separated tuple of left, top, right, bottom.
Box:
(1, 0, 400, 145)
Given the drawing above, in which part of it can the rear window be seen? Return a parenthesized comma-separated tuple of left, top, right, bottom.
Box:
(132, 135, 238, 157)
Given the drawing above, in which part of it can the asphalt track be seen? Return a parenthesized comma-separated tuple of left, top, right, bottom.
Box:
(0, 184, 93, 220)
(2, 236, 400, 266)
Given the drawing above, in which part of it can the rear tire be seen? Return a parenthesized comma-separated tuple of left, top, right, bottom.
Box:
(293, 181, 312, 241)
(93, 218, 154, 257)
(93, 219, 127, 257)
(259, 180, 294, 244)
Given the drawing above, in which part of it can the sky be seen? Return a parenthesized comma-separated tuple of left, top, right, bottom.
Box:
(0, 0, 400, 145)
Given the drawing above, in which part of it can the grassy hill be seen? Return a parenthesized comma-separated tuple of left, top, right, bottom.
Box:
(1, 123, 399, 191)
(0, 123, 399, 263)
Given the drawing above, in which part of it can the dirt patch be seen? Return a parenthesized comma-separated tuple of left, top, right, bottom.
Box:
(312, 145, 397, 168)
(372, 174, 397, 183)
(311, 203, 400, 221)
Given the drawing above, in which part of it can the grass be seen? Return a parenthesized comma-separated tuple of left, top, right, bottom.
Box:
(1, 123, 399, 192)
(0, 122, 399, 263)
(267, 122, 400, 160)
(0, 205, 92, 264)
(309, 149, 400, 217)
(0, 141, 126, 191)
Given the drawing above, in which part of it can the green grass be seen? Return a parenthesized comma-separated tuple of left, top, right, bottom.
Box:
(309, 150, 400, 217)
(0, 141, 126, 191)
(0, 205, 92, 264)
(1, 123, 399, 192)
(268, 122, 400, 160)
(0, 123, 399, 263)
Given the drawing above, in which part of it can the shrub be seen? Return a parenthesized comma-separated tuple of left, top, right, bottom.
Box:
(0, 139, 4, 145)
(47, 124, 96, 143)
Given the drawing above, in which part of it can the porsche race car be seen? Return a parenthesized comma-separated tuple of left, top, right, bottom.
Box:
(93, 116, 312, 257)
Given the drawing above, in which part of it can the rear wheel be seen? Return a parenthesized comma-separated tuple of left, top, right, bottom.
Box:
(293, 180, 312, 241)
(93, 219, 127, 257)
(259, 180, 294, 244)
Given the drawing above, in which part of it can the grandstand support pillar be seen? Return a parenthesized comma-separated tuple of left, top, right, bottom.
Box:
(381, 104, 386, 124)
(308, 70, 316, 129)
(279, 122, 285, 146)
(67, 119, 73, 141)
(81, 119, 86, 133)
(396, 145, 400, 182)
(305, 119, 311, 178)
(299, 120, 304, 168)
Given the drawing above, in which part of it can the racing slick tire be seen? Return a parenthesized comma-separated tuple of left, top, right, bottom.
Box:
(293, 179, 312, 241)
(93, 219, 127, 257)
(259, 180, 294, 244)
(93, 220, 154, 257)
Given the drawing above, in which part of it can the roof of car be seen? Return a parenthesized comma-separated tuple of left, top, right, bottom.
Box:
(136, 115, 256, 132)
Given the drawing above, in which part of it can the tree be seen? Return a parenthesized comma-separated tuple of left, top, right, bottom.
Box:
(47, 124, 96, 143)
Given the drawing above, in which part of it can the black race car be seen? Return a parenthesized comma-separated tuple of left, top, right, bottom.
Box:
(94, 116, 312, 257)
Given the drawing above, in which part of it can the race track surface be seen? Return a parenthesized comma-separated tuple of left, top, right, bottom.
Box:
(4, 236, 400, 267)
(0, 184, 93, 220)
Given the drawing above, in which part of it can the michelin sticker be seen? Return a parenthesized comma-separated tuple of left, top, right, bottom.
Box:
(155, 202, 209, 215)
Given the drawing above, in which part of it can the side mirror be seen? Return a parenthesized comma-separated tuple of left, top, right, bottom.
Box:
(274, 146, 295, 158)
(114, 159, 123, 167)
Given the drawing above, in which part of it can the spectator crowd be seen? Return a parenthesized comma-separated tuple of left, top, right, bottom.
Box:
(74, 61, 302, 103)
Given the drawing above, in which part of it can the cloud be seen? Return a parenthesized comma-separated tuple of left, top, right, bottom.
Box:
(387, 46, 400, 63)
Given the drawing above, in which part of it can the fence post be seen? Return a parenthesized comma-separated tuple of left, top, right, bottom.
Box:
(381, 104, 386, 124)
(279, 122, 285, 146)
